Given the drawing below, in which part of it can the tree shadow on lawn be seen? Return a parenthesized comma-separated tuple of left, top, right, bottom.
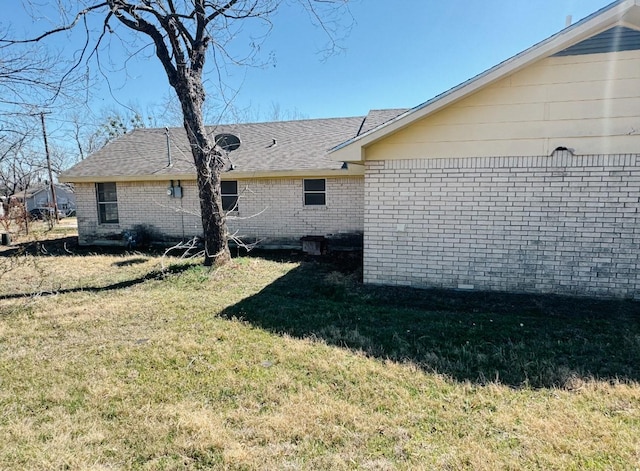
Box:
(0, 236, 159, 258)
(222, 257, 640, 389)
(0, 263, 193, 301)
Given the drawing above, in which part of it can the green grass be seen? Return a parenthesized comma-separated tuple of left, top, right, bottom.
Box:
(225, 260, 640, 388)
(0, 241, 639, 469)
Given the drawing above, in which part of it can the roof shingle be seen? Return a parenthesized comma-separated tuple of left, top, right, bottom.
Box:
(62, 116, 368, 180)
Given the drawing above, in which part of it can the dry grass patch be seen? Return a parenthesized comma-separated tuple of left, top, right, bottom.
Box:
(0, 241, 639, 469)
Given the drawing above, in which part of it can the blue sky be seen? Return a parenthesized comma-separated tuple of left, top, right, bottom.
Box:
(236, 0, 612, 119)
(10, 0, 612, 124)
(116, 0, 610, 121)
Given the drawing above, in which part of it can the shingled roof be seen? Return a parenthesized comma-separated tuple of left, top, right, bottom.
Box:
(61, 115, 376, 182)
(357, 109, 409, 136)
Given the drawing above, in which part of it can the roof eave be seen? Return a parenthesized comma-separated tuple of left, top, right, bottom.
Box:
(330, 0, 638, 163)
(59, 167, 364, 184)
(225, 167, 364, 179)
(59, 172, 197, 184)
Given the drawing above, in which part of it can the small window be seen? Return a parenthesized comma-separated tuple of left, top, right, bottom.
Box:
(96, 182, 119, 224)
(304, 179, 326, 206)
(221, 180, 238, 212)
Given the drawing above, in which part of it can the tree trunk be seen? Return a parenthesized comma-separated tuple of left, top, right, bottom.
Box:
(174, 75, 231, 267)
(193, 146, 231, 266)
(118, 4, 233, 267)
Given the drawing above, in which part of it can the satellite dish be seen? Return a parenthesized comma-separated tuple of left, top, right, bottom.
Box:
(215, 133, 241, 152)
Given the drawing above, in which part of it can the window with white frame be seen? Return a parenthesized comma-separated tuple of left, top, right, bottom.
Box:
(303, 179, 326, 206)
(96, 182, 119, 224)
(221, 180, 238, 212)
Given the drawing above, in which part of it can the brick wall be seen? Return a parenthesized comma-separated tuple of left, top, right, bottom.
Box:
(75, 181, 202, 244)
(75, 176, 363, 247)
(364, 152, 640, 298)
(228, 177, 363, 245)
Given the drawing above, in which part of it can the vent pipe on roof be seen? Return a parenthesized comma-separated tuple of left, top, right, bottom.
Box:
(565, 15, 572, 27)
(165, 127, 172, 167)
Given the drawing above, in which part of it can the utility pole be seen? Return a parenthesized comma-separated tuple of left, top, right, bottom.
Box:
(40, 112, 59, 224)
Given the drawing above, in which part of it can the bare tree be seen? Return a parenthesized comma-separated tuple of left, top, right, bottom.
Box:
(0, 38, 62, 112)
(69, 106, 154, 160)
(0, 22, 85, 217)
(0, 37, 50, 169)
(3, 0, 351, 266)
(0, 115, 42, 195)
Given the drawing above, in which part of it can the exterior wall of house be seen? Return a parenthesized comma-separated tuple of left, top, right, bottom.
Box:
(26, 186, 76, 213)
(364, 152, 640, 298)
(228, 176, 364, 247)
(53, 186, 77, 213)
(24, 191, 48, 212)
(366, 50, 640, 160)
(74, 181, 202, 245)
(75, 176, 364, 247)
(23, 196, 38, 212)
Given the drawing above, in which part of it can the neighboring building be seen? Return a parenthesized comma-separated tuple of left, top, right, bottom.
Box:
(330, 0, 640, 298)
(60, 113, 404, 248)
(10, 184, 76, 215)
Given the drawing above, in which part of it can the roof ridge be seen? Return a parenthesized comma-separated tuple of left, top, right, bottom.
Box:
(133, 115, 369, 134)
(207, 115, 365, 127)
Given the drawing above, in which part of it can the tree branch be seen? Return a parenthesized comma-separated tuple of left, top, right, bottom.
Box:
(106, 1, 180, 87)
(0, 3, 110, 44)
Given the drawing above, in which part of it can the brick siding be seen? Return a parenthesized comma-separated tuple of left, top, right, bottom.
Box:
(75, 176, 363, 247)
(364, 152, 640, 298)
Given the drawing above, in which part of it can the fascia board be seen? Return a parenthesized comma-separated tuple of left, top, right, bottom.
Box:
(59, 167, 363, 184)
(59, 173, 198, 184)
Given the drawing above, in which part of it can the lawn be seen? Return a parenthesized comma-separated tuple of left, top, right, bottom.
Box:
(0, 234, 639, 469)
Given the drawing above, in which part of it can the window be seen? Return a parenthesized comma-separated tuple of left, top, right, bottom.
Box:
(96, 182, 119, 224)
(221, 180, 238, 212)
(303, 179, 326, 206)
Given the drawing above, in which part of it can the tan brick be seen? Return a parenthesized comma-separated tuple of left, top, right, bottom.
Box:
(364, 155, 640, 298)
(75, 177, 364, 247)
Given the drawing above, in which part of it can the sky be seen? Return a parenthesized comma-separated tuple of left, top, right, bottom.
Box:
(235, 0, 610, 119)
(7, 0, 614, 129)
